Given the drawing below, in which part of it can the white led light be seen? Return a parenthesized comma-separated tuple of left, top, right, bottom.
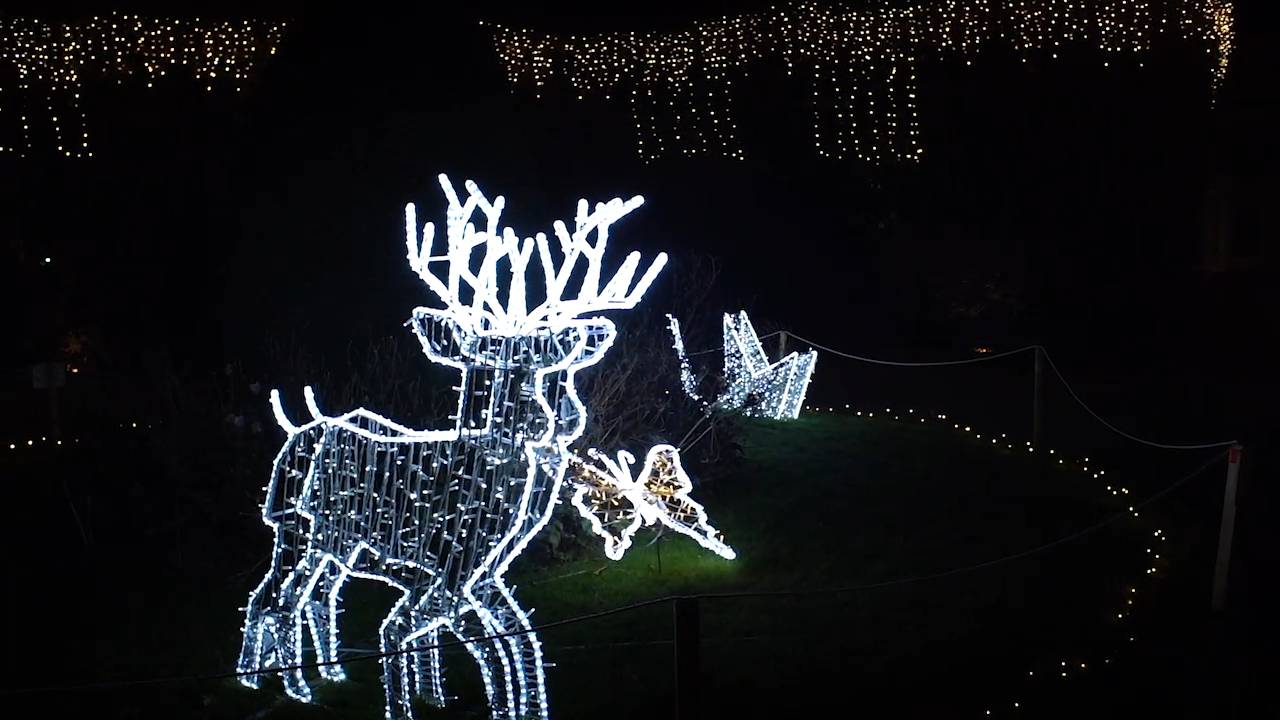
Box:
(669, 310, 816, 420)
(237, 174, 668, 720)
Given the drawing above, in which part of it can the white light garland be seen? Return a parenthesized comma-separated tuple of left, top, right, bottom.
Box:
(815, 403, 1171, 716)
(568, 444, 736, 561)
(670, 311, 817, 420)
(0, 12, 285, 157)
(236, 174, 668, 720)
(484, 0, 1234, 162)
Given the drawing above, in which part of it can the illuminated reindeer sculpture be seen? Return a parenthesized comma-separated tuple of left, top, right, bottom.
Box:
(236, 174, 670, 720)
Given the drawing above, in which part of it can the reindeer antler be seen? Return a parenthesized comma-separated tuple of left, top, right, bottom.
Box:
(406, 174, 667, 334)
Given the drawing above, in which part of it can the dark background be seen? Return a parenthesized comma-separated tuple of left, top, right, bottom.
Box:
(2, 1, 1276, 716)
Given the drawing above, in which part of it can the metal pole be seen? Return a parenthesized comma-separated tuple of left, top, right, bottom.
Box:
(1032, 347, 1043, 448)
(777, 330, 788, 362)
(1211, 444, 1243, 612)
(673, 597, 700, 719)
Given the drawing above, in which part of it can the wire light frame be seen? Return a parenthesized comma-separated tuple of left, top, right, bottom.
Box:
(669, 311, 817, 420)
(0, 12, 286, 157)
(568, 444, 737, 561)
(484, 0, 1236, 162)
(236, 174, 670, 720)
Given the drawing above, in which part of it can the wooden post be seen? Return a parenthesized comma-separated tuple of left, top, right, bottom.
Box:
(673, 597, 700, 719)
(1032, 347, 1044, 448)
(777, 330, 788, 362)
(1211, 444, 1244, 612)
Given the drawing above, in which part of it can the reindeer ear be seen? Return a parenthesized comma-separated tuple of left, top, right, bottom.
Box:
(408, 308, 473, 365)
(551, 319, 617, 368)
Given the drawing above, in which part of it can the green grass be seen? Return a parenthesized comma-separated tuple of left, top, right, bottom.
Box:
(146, 414, 1146, 718)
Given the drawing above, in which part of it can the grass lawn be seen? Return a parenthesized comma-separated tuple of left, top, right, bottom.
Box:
(13, 413, 1164, 719)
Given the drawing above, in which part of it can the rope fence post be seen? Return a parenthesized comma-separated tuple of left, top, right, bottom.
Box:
(673, 596, 700, 719)
(1211, 444, 1244, 612)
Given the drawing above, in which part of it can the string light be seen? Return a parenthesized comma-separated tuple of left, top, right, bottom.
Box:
(236, 174, 667, 720)
(484, 1, 1234, 162)
(670, 311, 817, 419)
(813, 403, 1170, 716)
(0, 12, 286, 157)
(568, 444, 736, 560)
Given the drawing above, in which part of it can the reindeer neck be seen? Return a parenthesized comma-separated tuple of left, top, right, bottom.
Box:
(453, 364, 546, 439)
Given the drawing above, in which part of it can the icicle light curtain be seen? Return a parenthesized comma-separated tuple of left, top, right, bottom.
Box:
(0, 12, 286, 157)
(484, 0, 1235, 162)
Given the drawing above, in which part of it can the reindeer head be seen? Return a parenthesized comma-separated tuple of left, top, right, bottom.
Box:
(404, 174, 667, 445)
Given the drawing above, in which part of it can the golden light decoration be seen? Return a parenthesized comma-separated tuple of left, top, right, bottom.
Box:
(0, 12, 286, 157)
(568, 445, 736, 561)
(484, 0, 1235, 163)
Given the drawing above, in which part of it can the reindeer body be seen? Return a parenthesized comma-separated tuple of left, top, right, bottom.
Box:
(239, 319, 614, 719)
(236, 172, 664, 720)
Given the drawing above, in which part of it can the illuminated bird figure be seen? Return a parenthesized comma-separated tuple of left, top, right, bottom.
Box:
(568, 444, 736, 561)
(236, 174, 667, 720)
(668, 310, 816, 419)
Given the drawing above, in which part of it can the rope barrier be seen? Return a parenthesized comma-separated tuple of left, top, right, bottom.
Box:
(790, 335, 1040, 367)
(685, 330, 781, 356)
(782, 333, 1238, 450)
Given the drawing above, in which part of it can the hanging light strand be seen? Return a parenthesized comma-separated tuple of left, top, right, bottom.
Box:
(0, 12, 286, 157)
(484, 0, 1234, 163)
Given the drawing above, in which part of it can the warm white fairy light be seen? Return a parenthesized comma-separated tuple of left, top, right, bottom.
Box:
(670, 311, 816, 420)
(0, 12, 285, 157)
(830, 402, 1172, 715)
(666, 314, 704, 403)
(485, 1, 1234, 162)
(236, 174, 667, 720)
(568, 444, 736, 561)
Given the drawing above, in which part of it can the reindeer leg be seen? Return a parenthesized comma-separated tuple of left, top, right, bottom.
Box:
(421, 624, 447, 707)
(237, 538, 288, 688)
(275, 551, 329, 703)
(369, 565, 421, 720)
(402, 610, 449, 708)
(308, 565, 348, 681)
(490, 585, 550, 720)
(460, 599, 520, 720)
(446, 610, 518, 719)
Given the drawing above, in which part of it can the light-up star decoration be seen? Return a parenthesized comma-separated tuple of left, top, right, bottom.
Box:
(235, 174, 736, 720)
(669, 311, 816, 420)
(568, 444, 736, 561)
